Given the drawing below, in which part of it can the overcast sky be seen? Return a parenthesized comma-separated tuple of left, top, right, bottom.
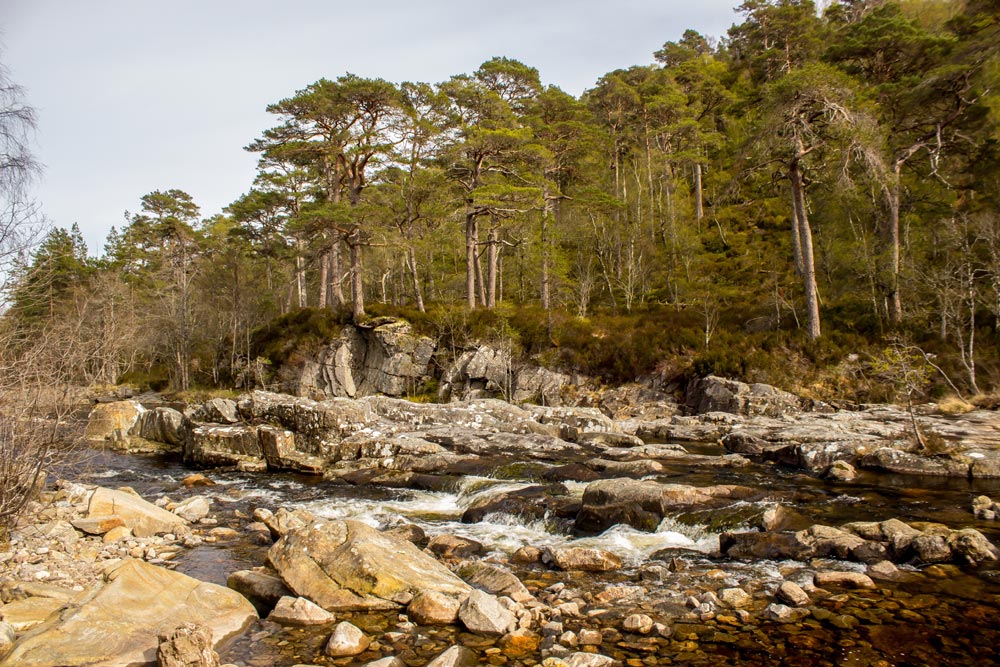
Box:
(2, 0, 740, 255)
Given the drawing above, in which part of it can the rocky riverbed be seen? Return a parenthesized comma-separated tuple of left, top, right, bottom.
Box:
(4, 377, 1000, 666)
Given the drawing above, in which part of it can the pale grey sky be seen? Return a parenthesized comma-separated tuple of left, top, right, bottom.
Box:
(2, 0, 739, 255)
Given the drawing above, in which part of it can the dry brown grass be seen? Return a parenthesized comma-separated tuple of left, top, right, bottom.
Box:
(937, 395, 976, 415)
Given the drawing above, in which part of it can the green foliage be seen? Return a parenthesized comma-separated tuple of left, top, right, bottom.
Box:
(250, 307, 351, 368)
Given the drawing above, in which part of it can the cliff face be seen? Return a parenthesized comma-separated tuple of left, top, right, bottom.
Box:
(294, 318, 436, 399)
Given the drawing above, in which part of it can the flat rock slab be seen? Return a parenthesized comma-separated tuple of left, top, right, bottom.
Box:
(0, 558, 257, 667)
(0, 597, 68, 632)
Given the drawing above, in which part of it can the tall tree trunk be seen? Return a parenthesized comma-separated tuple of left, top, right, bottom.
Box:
(791, 189, 804, 277)
(465, 211, 477, 309)
(486, 226, 499, 309)
(329, 240, 345, 308)
(475, 237, 487, 308)
(694, 161, 704, 225)
(540, 196, 552, 311)
(349, 236, 364, 320)
(318, 251, 329, 308)
(295, 239, 307, 309)
(407, 245, 425, 313)
(790, 156, 821, 339)
(885, 160, 903, 324)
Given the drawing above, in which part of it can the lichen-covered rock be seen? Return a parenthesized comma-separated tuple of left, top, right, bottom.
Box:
(947, 528, 1000, 565)
(184, 424, 263, 468)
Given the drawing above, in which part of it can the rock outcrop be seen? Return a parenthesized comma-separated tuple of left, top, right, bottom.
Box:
(439, 345, 573, 405)
(297, 318, 435, 399)
(685, 375, 805, 417)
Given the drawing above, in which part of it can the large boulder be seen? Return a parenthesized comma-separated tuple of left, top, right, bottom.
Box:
(297, 318, 435, 399)
(134, 407, 187, 449)
(685, 376, 803, 417)
(575, 478, 762, 533)
(87, 487, 187, 538)
(267, 520, 471, 611)
(184, 424, 264, 468)
(461, 484, 578, 524)
(84, 400, 144, 446)
(0, 559, 256, 667)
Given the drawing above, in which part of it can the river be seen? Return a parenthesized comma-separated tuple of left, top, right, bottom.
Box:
(64, 442, 1000, 667)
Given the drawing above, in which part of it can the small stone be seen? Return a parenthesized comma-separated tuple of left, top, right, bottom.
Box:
(622, 613, 653, 634)
(268, 596, 335, 625)
(548, 547, 622, 572)
(813, 571, 876, 590)
(182, 474, 216, 487)
(578, 628, 603, 646)
(408, 591, 461, 625)
(512, 546, 543, 564)
(364, 658, 407, 667)
(156, 622, 219, 667)
(325, 621, 370, 657)
(765, 603, 796, 621)
(776, 581, 810, 607)
(565, 652, 616, 667)
(498, 629, 542, 657)
(458, 589, 515, 635)
(867, 560, 900, 579)
(425, 645, 477, 667)
(718, 587, 753, 608)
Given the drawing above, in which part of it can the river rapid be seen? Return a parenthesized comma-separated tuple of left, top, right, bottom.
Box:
(63, 438, 1000, 667)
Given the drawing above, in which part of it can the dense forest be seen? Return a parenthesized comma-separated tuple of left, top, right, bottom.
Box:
(5, 0, 1000, 402)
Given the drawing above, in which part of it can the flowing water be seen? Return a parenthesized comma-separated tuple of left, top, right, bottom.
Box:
(65, 445, 1000, 666)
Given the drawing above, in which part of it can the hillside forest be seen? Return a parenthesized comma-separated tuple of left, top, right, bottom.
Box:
(5, 0, 1000, 403)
